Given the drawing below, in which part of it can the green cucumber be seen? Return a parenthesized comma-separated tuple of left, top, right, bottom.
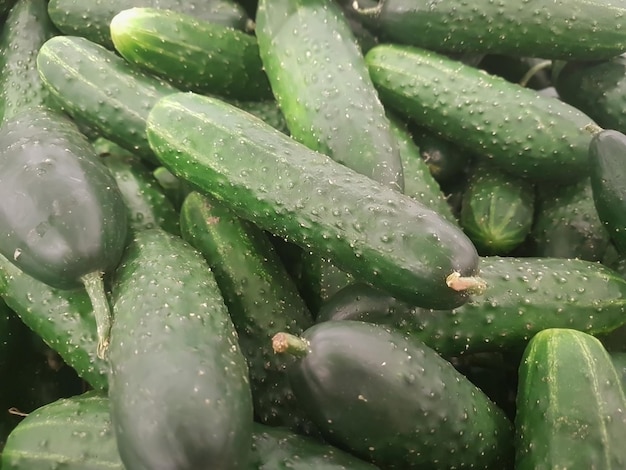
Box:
(589, 128, 626, 256)
(0, 0, 59, 124)
(256, 0, 404, 193)
(348, 0, 626, 60)
(365, 44, 596, 183)
(36, 35, 179, 165)
(179, 191, 316, 434)
(110, 7, 271, 100)
(273, 320, 514, 468)
(1, 392, 124, 469)
(47, 0, 249, 50)
(108, 228, 253, 469)
(460, 161, 535, 255)
(146, 92, 483, 310)
(515, 328, 626, 469)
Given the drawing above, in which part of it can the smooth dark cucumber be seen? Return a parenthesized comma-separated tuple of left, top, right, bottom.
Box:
(349, 0, 626, 60)
(36, 35, 179, 164)
(515, 328, 626, 469)
(108, 228, 253, 470)
(146, 92, 483, 310)
(179, 191, 315, 434)
(365, 44, 596, 183)
(273, 320, 514, 469)
(47, 0, 249, 50)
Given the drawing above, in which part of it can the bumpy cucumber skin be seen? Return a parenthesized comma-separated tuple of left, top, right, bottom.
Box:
(256, 0, 404, 193)
(108, 228, 253, 470)
(179, 191, 316, 434)
(0, 0, 59, 124)
(589, 129, 626, 256)
(516, 328, 626, 469)
(365, 44, 596, 183)
(351, 0, 626, 60)
(282, 321, 513, 469)
(146, 92, 480, 310)
(110, 8, 271, 100)
(47, 0, 249, 50)
(36, 35, 179, 164)
(0, 106, 128, 290)
(1, 392, 124, 469)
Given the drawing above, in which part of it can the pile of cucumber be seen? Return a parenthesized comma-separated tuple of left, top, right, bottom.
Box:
(2, 0, 626, 468)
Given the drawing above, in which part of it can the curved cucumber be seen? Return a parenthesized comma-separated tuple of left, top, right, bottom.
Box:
(365, 44, 596, 183)
(515, 328, 626, 469)
(146, 91, 483, 310)
(108, 228, 253, 470)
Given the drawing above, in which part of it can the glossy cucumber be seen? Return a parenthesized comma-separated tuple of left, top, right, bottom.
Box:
(515, 328, 626, 469)
(179, 191, 315, 434)
(256, 0, 404, 193)
(47, 0, 249, 50)
(107, 228, 253, 470)
(36, 35, 179, 164)
(0, 0, 59, 124)
(589, 129, 626, 256)
(273, 320, 514, 469)
(110, 7, 271, 100)
(146, 92, 483, 310)
(365, 44, 596, 183)
(349, 0, 626, 60)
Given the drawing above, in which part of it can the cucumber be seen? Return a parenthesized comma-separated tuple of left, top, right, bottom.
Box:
(515, 328, 626, 469)
(589, 128, 626, 256)
(146, 91, 483, 310)
(0, 0, 59, 124)
(107, 228, 253, 470)
(272, 320, 514, 469)
(365, 44, 596, 183)
(179, 191, 316, 434)
(36, 35, 179, 165)
(110, 7, 271, 101)
(255, 0, 404, 193)
(1, 392, 124, 469)
(47, 0, 249, 50)
(348, 0, 626, 60)
(460, 161, 535, 255)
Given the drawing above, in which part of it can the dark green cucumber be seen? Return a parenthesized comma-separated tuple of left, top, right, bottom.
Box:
(589, 128, 626, 256)
(1, 392, 124, 469)
(146, 92, 483, 310)
(515, 328, 626, 469)
(256, 0, 404, 193)
(95, 137, 181, 236)
(365, 44, 596, 183)
(0, 0, 59, 124)
(47, 0, 249, 50)
(273, 321, 514, 469)
(110, 7, 272, 100)
(36, 35, 179, 164)
(349, 0, 626, 60)
(251, 422, 379, 469)
(460, 161, 535, 255)
(108, 228, 253, 470)
(179, 191, 315, 434)
(531, 177, 611, 262)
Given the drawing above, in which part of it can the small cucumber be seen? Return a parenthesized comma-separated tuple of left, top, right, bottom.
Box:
(349, 0, 626, 60)
(365, 44, 596, 183)
(515, 328, 626, 469)
(146, 92, 483, 310)
(47, 0, 249, 50)
(110, 7, 272, 100)
(108, 228, 253, 470)
(273, 320, 514, 469)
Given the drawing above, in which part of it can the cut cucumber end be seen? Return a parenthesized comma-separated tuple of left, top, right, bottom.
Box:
(446, 271, 487, 295)
(272, 332, 309, 358)
(81, 271, 112, 360)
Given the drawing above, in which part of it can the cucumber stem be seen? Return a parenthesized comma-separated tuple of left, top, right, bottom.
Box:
(446, 271, 487, 295)
(81, 271, 112, 360)
(272, 332, 309, 358)
(351, 0, 382, 16)
(518, 60, 552, 88)
(584, 123, 604, 136)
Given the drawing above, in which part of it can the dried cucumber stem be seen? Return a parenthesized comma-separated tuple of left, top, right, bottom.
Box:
(518, 60, 552, 88)
(81, 271, 112, 360)
(446, 271, 487, 295)
(351, 0, 382, 16)
(272, 332, 310, 358)
(584, 123, 604, 136)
